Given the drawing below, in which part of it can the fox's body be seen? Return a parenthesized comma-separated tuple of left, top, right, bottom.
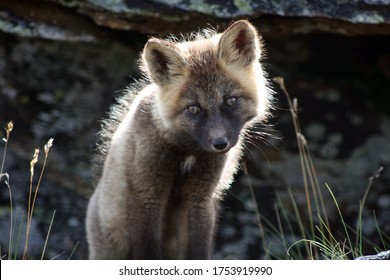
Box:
(86, 20, 271, 259)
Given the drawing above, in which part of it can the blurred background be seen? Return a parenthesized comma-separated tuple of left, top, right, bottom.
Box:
(0, 0, 389, 260)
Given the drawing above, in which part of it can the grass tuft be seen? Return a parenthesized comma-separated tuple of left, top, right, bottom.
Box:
(0, 121, 56, 260)
(245, 77, 388, 259)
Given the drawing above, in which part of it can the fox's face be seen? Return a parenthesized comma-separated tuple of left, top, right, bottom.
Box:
(142, 20, 270, 153)
(171, 67, 258, 153)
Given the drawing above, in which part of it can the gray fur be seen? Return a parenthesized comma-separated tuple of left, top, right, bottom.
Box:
(86, 20, 272, 259)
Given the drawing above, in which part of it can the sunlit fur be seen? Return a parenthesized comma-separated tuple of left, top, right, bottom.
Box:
(86, 20, 273, 260)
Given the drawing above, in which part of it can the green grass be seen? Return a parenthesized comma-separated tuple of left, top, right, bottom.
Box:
(247, 77, 389, 260)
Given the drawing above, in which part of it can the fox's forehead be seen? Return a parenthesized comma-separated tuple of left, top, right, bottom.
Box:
(180, 68, 242, 105)
(174, 35, 219, 67)
(175, 40, 234, 102)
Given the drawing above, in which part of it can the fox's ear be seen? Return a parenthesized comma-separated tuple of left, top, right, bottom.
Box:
(142, 39, 186, 86)
(218, 20, 261, 68)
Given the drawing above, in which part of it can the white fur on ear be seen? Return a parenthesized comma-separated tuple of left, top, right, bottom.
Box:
(217, 20, 261, 68)
(142, 39, 186, 86)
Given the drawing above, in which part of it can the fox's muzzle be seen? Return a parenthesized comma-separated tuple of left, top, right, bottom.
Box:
(200, 116, 240, 153)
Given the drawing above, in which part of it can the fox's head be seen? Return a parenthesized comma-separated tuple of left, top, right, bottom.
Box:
(142, 20, 271, 153)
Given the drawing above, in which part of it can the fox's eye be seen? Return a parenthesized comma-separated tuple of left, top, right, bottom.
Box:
(226, 97, 237, 106)
(187, 105, 200, 114)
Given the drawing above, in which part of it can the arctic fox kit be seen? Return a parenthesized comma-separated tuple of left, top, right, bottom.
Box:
(86, 20, 271, 259)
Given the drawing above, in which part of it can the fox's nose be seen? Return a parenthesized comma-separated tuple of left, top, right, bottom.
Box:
(212, 137, 229, 151)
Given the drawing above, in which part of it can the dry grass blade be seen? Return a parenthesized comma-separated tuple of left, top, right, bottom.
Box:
(23, 138, 54, 259)
(1, 122, 14, 260)
(356, 166, 383, 257)
(41, 210, 56, 260)
(1, 121, 13, 174)
(273, 77, 334, 257)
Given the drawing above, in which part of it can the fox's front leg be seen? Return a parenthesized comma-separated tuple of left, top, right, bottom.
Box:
(187, 197, 217, 259)
(129, 195, 169, 259)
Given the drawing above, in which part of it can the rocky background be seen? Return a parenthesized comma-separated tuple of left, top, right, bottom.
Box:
(0, 0, 389, 260)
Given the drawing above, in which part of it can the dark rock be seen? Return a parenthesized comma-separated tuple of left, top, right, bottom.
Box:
(0, 0, 100, 41)
(1, 0, 390, 42)
(79, 0, 390, 35)
(356, 250, 390, 260)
